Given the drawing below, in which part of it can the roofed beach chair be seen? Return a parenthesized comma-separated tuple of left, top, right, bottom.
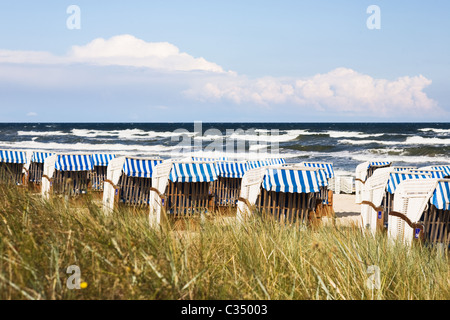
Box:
(0, 149, 27, 186)
(300, 161, 335, 215)
(237, 165, 326, 227)
(355, 161, 392, 204)
(41, 153, 94, 199)
(26, 151, 54, 191)
(360, 167, 431, 235)
(211, 157, 286, 215)
(88, 153, 116, 198)
(388, 178, 450, 249)
(149, 160, 218, 227)
(212, 160, 248, 215)
(103, 156, 162, 212)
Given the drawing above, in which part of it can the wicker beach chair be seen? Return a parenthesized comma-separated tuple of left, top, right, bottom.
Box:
(0, 149, 27, 186)
(355, 161, 392, 204)
(26, 151, 54, 191)
(149, 160, 219, 226)
(102, 156, 162, 211)
(237, 166, 326, 227)
(41, 153, 94, 199)
(89, 153, 116, 195)
(388, 178, 450, 248)
(360, 168, 431, 235)
(211, 157, 286, 215)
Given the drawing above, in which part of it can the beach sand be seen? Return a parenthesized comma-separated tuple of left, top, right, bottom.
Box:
(326, 193, 361, 227)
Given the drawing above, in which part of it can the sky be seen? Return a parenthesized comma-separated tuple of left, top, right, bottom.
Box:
(0, 0, 449, 122)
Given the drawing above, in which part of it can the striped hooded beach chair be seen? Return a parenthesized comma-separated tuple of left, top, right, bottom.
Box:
(103, 156, 162, 210)
(149, 160, 219, 226)
(389, 178, 450, 248)
(300, 161, 335, 209)
(212, 158, 286, 214)
(237, 166, 326, 226)
(355, 160, 392, 204)
(41, 153, 94, 198)
(0, 149, 27, 185)
(27, 151, 54, 188)
(361, 167, 432, 235)
(89, 153, 116, 191)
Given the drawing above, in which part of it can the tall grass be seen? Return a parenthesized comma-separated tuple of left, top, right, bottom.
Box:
(0, 184, 448, 300)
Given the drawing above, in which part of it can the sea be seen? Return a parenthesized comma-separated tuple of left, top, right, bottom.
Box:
(0, 122, 449, 176)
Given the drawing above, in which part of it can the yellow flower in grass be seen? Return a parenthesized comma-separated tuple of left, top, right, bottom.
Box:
(80, 281, 88, 289)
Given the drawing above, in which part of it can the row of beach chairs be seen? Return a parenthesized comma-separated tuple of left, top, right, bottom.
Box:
(356, 161, 450, 249)
(2, 148, 448, 248)
(0, 148, 335, 228)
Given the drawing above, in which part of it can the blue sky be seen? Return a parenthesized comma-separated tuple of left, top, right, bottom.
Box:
(0, 1, 449, 122)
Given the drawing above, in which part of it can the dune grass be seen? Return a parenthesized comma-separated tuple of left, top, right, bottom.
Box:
(0, 184, 448, 300)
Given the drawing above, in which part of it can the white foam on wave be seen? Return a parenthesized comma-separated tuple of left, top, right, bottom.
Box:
(17, 130, 69, 136)
(339, 136, 450, 146)
(338, 139, 399, 146)
(418, 128, 450, 134)
(341, 150, 450, 165)
(405, 136, 450, 145)
(326, 130, 384, 138)
(193, 129, 306, 143)
(0, 139, 302, 161)
(0, 140, 178, 156)
(71, 128, 196, 140)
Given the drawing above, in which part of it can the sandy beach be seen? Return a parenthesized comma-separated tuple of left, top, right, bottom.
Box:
(328, 193, 361, 227)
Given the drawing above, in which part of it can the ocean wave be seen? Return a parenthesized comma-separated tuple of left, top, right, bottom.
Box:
(339, 136, 450, 146)
(326, 130, 384, 138)
(282, 129, 386, 139)
(405, 136, 450, 145)
(17, 130, 69, 136)
(0, 140, 178, 156)
(338, 139, 399, 146)
(346, 151, 450, 165)
(418, 128, 450, 134)
(71, 128, 196, 140)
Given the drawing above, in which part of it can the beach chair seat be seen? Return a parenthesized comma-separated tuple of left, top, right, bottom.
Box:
(389, 178, 450, 247)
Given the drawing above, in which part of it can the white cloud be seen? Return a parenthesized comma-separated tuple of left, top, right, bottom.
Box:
(0, 34, 225, 73)
(67, 35, 225, 72)
(26, 112, 37, 117)
(0, 35, 441, 119)
(184, 67, 438, 116)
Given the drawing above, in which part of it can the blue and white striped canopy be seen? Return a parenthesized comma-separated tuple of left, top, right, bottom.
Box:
(31, 152, 54, 164)
(267, 158, 286, 165)
(262, 168, 321, 193)
(192, 156, 228, 161)
(247, 160, 270, 170)
(55, 154, 94, 171)
(92, 153, 116, 167)
(0, 150, 27, 164)
(169, 162, 218, 182)
(315, 168, 329, 187)
(411, 170, 447, 179)
(386, 172, 431, 194)
(393, 167, 416, 172)
(368, 161, 392, 168)
(430, 166, 450, 177)
(302, 162, 335, 179)
(123, 158, 162, 178)
(431, 181, 450, 210)
(216, 161, 248, 178)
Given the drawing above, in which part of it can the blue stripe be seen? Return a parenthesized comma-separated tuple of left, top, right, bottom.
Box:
(0, 150, 27, 164)
(262, 168, 321, 193)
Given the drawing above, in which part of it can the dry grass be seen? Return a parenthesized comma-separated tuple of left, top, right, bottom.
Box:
(0, 184, 448, 300)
